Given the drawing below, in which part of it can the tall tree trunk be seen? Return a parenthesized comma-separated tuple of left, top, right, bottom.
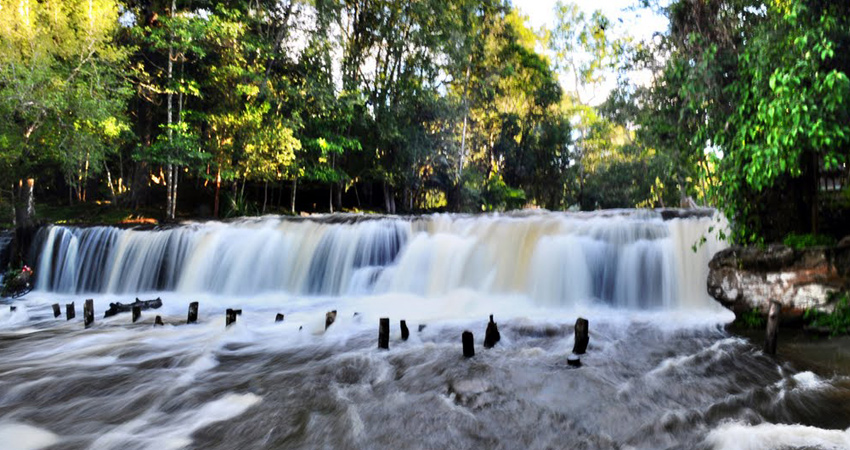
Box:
(457, 60, 472, 179)
(383, 181, 395, 214)
(290, 177, 297, 214)
(14, 179, 35, 228)
(262, 180, 268, 214)
(165, 0, 175, 220)
(214, 169, 221, 218)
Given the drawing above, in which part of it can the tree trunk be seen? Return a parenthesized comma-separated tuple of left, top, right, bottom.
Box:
(14, 179, 35, 228)
(214, 169, 221, 218)
(290, 177, 297, 214)
(383, 181, 395, 214)
(165, 0, 175, 220)
(262, 181, 268, 214)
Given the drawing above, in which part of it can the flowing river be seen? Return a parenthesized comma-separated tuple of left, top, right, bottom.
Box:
(1, 210, 849, 449)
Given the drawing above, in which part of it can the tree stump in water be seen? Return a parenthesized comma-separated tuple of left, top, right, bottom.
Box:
(275, 313, 284, 322)
(84, 299, 94, 328)
(484, 315, 500, 349)
(187, 302, 198, 324)
(52, 303, 61, 318)
(764, 300, 781, 355)
(573, 318, 589, 355)
(325, 310, 337, 329)
(154, 315, 164, 326)
(132, 305, 141, 323)
(226, 309, 237, 327)
(66, 302, 75, 320)
(378, 318, 389, 349)
(462, 331, 475, 357)
(400, 320, 409, 341)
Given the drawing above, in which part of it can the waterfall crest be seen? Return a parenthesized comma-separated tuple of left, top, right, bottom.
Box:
(32, 211, 726, 309)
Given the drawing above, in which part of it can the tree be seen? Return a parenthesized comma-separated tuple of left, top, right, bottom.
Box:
(0, 0, 130, 212)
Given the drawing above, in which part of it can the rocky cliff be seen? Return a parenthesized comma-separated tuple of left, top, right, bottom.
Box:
(707, 240, 850, 319)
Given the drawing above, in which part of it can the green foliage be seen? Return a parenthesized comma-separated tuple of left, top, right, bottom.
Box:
(805, 292, 850, 336)
(737, 308, 766, 329)
(783, 233, 836, 250)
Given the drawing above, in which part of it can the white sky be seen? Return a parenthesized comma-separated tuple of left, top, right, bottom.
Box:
(516, 0, 669, 104)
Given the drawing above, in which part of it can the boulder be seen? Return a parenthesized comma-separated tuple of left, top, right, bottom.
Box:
(707, 244, 850, 319)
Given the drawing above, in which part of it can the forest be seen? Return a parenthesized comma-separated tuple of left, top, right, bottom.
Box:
(0, 0, 848, 243)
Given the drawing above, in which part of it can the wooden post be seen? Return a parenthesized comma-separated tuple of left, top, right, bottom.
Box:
(378, 318, 389, 349)
(187, 302, 198, 324)
(66, 302, 75, 320)
(84, 299, 94, 328)
(462, 331, 474, 358)
(764, 300, 781, 355)
(325, 310, 337, 330)
(275, 313, 284, 322)
(132, 305, 141, 323)
(10, 306, 16, 312)
(484, 314, 500, 349)
(400, 320, 409, 341)
(418, 324, 426, 332)
(154, 315, 164, 326)
(52, 303, 61, 318)
(226, 308, 237, 327)
(573, 318, 589, 355)
(567, 354, 581, 367)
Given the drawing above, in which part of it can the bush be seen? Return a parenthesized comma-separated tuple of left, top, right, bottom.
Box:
(737, 308, 765, 329)
(783, 233, 836, 250)
(804, 292, 850, 336)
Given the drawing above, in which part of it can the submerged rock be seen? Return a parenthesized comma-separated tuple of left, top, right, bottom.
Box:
(707, 243, 850, 319)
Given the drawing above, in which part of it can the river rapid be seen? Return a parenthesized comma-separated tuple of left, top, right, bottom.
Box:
(1, 211, 849, 450)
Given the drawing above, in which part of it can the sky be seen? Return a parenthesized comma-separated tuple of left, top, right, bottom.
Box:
(516, 0, 670, 104)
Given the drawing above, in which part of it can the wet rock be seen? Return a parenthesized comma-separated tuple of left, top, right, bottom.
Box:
(707, 244, 850, 319)
(103, 298, 163, 318)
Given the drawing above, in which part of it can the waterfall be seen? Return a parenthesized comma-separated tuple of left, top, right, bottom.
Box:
(31, 211, 727, 309)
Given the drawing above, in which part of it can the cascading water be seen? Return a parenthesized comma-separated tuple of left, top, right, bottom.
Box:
(3, 211, 850, 450)
(31, 210, 722, 310)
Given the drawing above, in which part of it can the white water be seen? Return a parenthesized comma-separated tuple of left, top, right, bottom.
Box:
(8, 210, 850, 449)
(31, 210, 726, 310)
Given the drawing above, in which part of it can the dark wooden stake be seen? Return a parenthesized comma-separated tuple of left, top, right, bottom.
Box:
(326, 310, 337, 330)
(84, 299, 94, 328)
(66, 302, 75, 320)
(764, 300, 781, 355)
(573, 318, 589, 355)
(10, 306, 16, 312)
(378, 317, 389, 349)
(400, 320, 409, 341)
(226, 308, 237, 327)
(52, 303, 61, 318)
(418, 324, 426, 332)
(275, 313, 285, 322)
(187, 302, 199, 324)
(154, 315, 164, 326)
(462, 331, 475, 358)
(132, 305, 141, 323)
(484, 314, 501, 349)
